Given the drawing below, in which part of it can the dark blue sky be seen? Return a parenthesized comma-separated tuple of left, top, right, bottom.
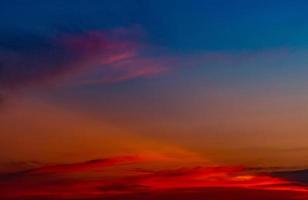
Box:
(2, 0, 308, 52)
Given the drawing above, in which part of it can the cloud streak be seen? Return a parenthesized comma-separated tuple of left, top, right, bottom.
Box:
(0, 28, 168, 95)
(4, 155, 142, 176)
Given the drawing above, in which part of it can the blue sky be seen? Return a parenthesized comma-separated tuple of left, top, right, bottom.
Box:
(2, 0, 308, 51)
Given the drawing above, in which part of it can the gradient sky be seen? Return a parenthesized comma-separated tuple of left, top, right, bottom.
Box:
(1, 1, 308, 199)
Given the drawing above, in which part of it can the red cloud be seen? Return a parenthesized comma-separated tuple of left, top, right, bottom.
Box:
(1, 155, 307, 200)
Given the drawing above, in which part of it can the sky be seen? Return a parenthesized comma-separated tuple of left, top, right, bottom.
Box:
(1, 0, 308, 199)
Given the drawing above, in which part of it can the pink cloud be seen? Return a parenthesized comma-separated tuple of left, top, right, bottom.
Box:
(0, 28, 169, 94)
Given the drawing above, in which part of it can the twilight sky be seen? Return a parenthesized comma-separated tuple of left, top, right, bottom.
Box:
(1, 1, 308, 199)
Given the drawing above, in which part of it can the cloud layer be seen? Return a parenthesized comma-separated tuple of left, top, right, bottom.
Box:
(1, 155, 307, 200)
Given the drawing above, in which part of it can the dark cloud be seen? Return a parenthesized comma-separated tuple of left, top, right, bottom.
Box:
(0, 32, 71, 90)
(0, 155, 141, 180)
(272, 169, 308, 185)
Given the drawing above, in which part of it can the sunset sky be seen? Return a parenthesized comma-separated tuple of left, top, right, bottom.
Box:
(1, 1, 308, 199)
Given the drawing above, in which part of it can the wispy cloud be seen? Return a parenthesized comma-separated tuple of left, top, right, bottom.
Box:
(0, 28, 168, 94)
(4, 155, 142, 176)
